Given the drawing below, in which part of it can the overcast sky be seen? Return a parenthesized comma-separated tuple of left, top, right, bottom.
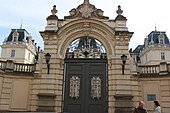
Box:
(0, 0, 170, 50)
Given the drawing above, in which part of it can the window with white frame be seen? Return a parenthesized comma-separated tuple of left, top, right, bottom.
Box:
(161, 52, 165, 60)
(11, 50, 15, 57)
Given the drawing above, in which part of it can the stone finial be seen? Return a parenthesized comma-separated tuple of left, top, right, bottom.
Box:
(51, 5, 58, 15)
(116, 5, 123, 15)
(84, 0, 90, 4)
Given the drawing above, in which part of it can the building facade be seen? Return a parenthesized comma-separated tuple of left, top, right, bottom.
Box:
(131, 30, 170, 113)
(0, 1, 170, 113)
(132, 30, 170, 65)
(0, 29, 39, 64)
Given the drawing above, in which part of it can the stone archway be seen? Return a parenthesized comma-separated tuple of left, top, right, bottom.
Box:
(57, 19, 115, 58)
(39, 7, 133, 112)
(52, 20, 116, 113)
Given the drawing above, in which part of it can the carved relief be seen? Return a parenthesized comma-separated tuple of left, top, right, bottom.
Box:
(79, 4, 94, 18)
(65, 2, 108, 19)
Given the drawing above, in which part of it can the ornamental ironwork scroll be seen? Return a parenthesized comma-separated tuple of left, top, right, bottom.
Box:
(69, 76, 80, 99)
(91, 76, 101, 99)
(66, 37, 106, 59)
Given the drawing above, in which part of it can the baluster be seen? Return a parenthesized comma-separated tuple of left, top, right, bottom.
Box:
(145, 67, 147, 73)
(25, 65, 27, 72)
(23, 65, 25, 72)
(0, 62, 2, 68)
(149, 67, 151, 73)
(151, 67, 153, 73)
(30, 65, 32, 72)
(20, 65, 22, 71)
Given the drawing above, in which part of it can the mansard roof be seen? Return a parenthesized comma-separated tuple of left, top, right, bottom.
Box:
(133, 30, 170, 54)
(5, 29, 31, 42)
(133, 45, 144, 53)
(147, 31, 170, 44)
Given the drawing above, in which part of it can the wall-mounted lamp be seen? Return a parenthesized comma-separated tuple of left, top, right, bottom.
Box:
(121, 54, 127, 75)
(45, 53, 51, 74)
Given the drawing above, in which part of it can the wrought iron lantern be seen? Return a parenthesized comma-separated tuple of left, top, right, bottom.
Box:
(121, 54, 127, 75)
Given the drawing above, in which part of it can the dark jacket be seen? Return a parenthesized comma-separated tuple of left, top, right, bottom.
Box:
(133, 107, 148, 113)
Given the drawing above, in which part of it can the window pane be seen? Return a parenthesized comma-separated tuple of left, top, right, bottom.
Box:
(11, 50, 15, 57)
(161, 52, 165, 60)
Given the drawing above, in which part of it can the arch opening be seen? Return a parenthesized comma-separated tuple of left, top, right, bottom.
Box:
(65, 36, 107, 59)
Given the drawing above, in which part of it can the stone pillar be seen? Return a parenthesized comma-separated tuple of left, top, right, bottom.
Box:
(5, 60, 14, 72)
(159, 62, 168, 75)
(36, 52, 57, 112)
(114, 94, 133, 113)
(114, 27, 133, 113)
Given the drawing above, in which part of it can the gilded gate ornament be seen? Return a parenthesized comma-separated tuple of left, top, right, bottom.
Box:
(91, 76, 101, 99)
(69, 76, 80, 99)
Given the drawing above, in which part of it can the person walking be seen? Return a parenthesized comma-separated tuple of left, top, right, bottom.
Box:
(153, 100, 161, 113)
(133, 101, 148, 113)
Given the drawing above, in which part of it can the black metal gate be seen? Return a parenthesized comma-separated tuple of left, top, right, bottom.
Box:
(63, 59, 107, 113)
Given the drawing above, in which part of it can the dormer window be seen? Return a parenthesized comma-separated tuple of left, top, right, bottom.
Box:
(160, 39, 163, 44)
(14, 37, 17, 42)
(158, 33, 164, 44)
(12, 30, 19, 42)
(26, 36, 32, 44)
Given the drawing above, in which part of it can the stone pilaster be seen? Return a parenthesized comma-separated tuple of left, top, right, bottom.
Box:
(37, 93, 56, 112)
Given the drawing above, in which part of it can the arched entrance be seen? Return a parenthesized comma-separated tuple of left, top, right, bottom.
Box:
(63, 37, 108, 113)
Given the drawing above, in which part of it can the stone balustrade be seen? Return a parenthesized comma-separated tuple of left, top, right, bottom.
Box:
(137, 62, 170, 75)
(14, 63, 35, 72)
(138, 65, 159, 74)
(0, 60, 35, 73)
(1, 59, 170, 75)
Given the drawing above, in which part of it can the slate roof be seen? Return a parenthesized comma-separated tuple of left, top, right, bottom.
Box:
(133, 45, 144, 53)
(6, 29, 30, 42)
(147, 31, 169, 44)
(133, 31, 170, 54)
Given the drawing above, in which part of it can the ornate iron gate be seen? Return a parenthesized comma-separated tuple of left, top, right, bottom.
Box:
(63, 59, 107, 113)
